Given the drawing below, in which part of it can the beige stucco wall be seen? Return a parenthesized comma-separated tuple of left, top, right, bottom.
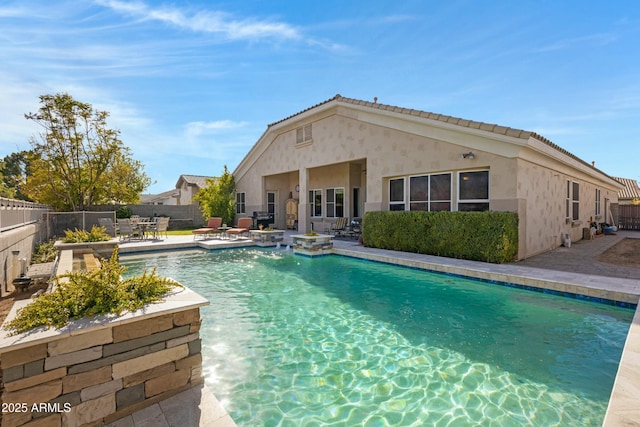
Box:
(235, 102, 621, 259)
(514, 149, 620, 258)
(0, 224, 39, 298)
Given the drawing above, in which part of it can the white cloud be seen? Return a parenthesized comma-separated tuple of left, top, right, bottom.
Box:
(185, 120, 248, 138)
(96, 0, 300, 41)
(534, 32, 618, 53)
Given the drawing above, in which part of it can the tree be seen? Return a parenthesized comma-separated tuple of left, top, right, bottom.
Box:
(0, 163, 13, 198)
(1, 150, 32, 200)
(193, 165, 235, 225)
(23, 93, 151, 211)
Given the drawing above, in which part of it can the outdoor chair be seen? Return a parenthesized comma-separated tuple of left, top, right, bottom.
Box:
(330, 217, 349, 237)
(192, 217, 223, 240)
(149, 217, 170, 239)
(98, 217, 118, 237)
(227, 217, 252, 239)
(117, 218, 141, 241)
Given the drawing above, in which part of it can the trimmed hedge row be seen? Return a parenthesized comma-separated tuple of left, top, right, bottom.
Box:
(362, 210, 519, 263)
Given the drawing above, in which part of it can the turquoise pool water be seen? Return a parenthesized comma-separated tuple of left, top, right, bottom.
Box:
(121, 248, 633, 426)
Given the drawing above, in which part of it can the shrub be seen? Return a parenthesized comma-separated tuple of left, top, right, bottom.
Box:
(363, 210, 518, 263)
(4, 249, 181, 334)
(115, 205, 133, 219)
(32, 239, 58, 263)
(62, 225, 112, 243)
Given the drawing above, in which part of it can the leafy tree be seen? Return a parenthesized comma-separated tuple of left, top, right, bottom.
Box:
(23, 93, 151, 211)
(0, 150, 32, 199)
(0, 162, 13, 198)
(193, 165, 235, 225)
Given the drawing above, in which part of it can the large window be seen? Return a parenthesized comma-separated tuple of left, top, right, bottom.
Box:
(430, 173, 452, 211)
(309, 189, 322, 217)
(389, 178, 405, 211)
(326, 188, 344, 217)
(235, 192, 246, 214)
(409, 176, 428, 211)
(458, 170, 489, 211)
(409, 173, 451, 211)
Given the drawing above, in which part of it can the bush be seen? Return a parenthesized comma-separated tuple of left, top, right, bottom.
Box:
(32, 239, 58, 263)
(363, 210, 518, 263)
(115, 205, 133, 219)
(4, 249, 180, 334)
(62, 225, 112, 243)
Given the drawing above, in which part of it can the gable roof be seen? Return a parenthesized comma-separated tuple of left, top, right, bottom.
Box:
(236, 95, 621, 189)
(614, 177, 640, 200)
(175, 174, 214, 189)
(268, 94, 610, 176)
(141, 189, 180, 204)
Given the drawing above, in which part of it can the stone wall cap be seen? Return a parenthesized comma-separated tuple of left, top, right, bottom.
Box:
(0, 285, 209, 354)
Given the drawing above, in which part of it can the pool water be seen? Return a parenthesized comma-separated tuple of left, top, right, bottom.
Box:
(121, 248, 633, 426)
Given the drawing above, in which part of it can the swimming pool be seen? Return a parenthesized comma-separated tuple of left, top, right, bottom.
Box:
(121, 248, 633, 426)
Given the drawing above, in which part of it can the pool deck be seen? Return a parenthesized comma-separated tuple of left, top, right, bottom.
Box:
(115, 230, 640, 426)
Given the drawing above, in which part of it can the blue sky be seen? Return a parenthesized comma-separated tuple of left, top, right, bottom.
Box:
(1, 1, 639, 194)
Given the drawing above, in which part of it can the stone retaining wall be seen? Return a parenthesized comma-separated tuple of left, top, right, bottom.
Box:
(1, 307, 204, 427)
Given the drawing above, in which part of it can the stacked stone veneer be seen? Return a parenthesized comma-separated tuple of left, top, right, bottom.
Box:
(1, 308, 203, 427)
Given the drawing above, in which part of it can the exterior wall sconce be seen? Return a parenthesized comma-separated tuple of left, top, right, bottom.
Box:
(461, 152, 475, 160)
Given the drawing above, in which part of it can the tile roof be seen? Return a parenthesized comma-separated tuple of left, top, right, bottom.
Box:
(268, 94, 612, 178)
(141, 189, 179, 204)
(613, 177, 640, 200)
(176, 174, 215, 189)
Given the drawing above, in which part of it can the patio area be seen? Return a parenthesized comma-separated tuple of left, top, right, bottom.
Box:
(112, 229, 640, 426)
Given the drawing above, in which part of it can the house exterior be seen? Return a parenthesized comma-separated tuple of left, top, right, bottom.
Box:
(613, 177, 640, 205)
(140, 189, 181, 205)
(233, 95, 622, 260)
(174, 174, 215, 205)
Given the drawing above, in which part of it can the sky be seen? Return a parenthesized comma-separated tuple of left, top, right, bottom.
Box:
(1, 1, 639, 194)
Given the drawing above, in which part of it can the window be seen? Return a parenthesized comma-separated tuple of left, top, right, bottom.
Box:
(326, 188, 344, 217)
(595, 189, 601, 216)
(565, 180, 571, 219)
(389, 178, 405, 211)
(267, 191, 276, 216)
(572, 181, 580, 221)
(458, 170, 489, 211)
(409, 176, 428, 211)
(309, 189, 322, 217)
(296, 124, 312, 144)
(235, 192, 246, 214)
(409, 173, 452, 211)
(430, 173, 452, 211)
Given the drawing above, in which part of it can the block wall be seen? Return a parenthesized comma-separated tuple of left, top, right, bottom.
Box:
(0, 308, 203, 427)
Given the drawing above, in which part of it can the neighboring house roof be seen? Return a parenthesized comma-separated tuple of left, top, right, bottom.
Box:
(613, 177, 640, 200)
(141, 189, 180, 204)
(175, 174, 215, 189)
(262, 94, 619, 184)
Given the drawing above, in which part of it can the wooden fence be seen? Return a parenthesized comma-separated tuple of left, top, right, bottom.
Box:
(618, 205, 640, 230)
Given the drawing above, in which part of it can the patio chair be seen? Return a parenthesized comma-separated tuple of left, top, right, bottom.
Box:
(98, 217, 118, 237)
(227, 217, 252, 239)
(330, 217, 349, 237)
(192, 217, 223, 240)
(117, 218, 141, 241)
(149, 217, 170, 239)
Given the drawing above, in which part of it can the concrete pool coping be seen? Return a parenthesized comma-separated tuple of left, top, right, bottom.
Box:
(117, 230, 640, 426)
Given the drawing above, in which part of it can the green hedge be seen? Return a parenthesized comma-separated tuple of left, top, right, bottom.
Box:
(363, 210, 519, 263)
